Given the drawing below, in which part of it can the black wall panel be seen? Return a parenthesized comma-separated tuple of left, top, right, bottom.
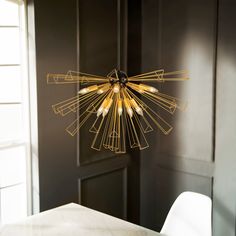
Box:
(78, 0, 119, 164)
(31, 0, 78, 211)
(79, 168, 127, 219)
(140, 0, 236, 234)
(30, 0, 139, 224)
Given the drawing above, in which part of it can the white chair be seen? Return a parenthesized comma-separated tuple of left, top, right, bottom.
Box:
(160, 191, 212, 236)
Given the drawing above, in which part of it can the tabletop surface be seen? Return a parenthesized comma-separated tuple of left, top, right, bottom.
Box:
(0, 203, 163, 236)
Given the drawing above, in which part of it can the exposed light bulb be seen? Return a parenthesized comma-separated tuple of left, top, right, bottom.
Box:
(113, 84, 120, 93)
(127, 108, 133, 118)
(97, 89, 104, 94)
(118, 99, 123, 116)
(78, 88, 88, 94)
(102, 98, 113, 117)
(97, 85, 110, 94)
(149, 87, 158, 93)
(127, 82, 145, 93)
(130, 99, 143, 116)
(97, 98, 108, 117)
(138, 88, 145, 93)
(139, 84, 158, 93)
(124, 98, 133, 118)
(135, 107, 143, 116)
(78, 85, 98, 94)
(97, 107, 104, 117)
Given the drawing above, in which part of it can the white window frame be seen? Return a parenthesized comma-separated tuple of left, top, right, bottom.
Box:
(0, 0, 39, 221)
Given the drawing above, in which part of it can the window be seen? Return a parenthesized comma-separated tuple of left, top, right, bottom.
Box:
(0, 0, 31, 224)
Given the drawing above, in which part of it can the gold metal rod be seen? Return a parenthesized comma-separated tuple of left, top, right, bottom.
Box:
(65, 90, 111, 135)
(141, 93, 177, 114)
(129, 69, 164, 78)
(131, 112, 149, 150)
(149, 91, 187, 111)
(128, 77, 189, 82)
(53, 90, 100, 116)
(125, 87, 173, 134)
(47, 74, 108, 84)
(91, 116, 106, 151)
(67, 70, 110, 78)
(125, 109, 139, 148)
(128, 70, 189, 81)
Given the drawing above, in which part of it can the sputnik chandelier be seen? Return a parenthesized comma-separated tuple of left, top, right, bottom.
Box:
(47, 69, 188, 153)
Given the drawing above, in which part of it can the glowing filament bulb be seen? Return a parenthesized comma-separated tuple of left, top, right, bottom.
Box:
(78, 85, 98, 94)
(139, 84, 158, 93)
(124, 98, 133, 118)
(118, 99, 123, 116)
(130, 99, 143, 116)
(127, 108, 133, 118)
(103, 98, 113, 117)
(127, 82, 144, 93)
(97, 98, 108, 117)
(97, 84, 110, 94)
(137, 88, 144, 93)
(113, 84, 120, 93)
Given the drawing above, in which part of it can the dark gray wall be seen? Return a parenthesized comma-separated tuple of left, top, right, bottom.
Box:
(31, 0, 78, 210)
(140, 0, 236, 235)
(127, 0, 142, 223)
(28, 0, 236, 234)
(77, 0, 140, 223)
(140, 0, 216, 230)
(29, 0, 140, 224)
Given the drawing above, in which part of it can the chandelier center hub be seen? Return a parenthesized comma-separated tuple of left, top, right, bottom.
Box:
(109, 70, 128, 87)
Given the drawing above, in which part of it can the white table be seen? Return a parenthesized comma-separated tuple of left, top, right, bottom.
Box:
(0, 203, 163, 236)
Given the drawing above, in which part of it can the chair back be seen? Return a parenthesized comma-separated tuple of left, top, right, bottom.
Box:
(160, 191, 212, 236)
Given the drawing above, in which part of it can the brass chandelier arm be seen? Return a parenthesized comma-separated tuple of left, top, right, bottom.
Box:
(128, 70, 189, 82)
(141, 91, 179, 109)
(141, 92, 177, 114)
(125, 87, 173, 135)
(67, 70, 109, 79)
(52, 92, 96, 116)
(47, 73, 109, 84)
(128, 69, 164, 78)
(91, 116, 106, 151)
(65, 90, 111, 136)
(52, 88, 106, 116)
